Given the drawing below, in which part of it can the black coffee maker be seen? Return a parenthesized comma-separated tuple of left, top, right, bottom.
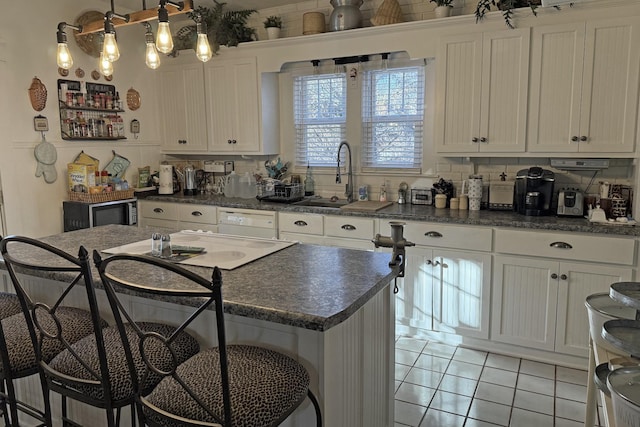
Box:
(514, 167, 555, 216)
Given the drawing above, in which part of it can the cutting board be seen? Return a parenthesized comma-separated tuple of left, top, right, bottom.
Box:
(340, 200, 394, 212)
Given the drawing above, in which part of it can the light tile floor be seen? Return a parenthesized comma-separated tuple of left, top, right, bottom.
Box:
(394, 335, 604, 427)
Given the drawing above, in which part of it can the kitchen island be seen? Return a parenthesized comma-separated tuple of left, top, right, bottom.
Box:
(0, 225, 399, 427)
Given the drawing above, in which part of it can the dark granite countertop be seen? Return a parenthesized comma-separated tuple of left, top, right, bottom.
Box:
(0, 225, 397, 332)
(143, 194, 640, 237)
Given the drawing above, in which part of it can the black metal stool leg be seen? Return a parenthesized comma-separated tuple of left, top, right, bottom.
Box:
(307, 390, 322, 427)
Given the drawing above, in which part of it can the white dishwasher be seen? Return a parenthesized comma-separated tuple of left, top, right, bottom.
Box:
(217, 208, 277, 239)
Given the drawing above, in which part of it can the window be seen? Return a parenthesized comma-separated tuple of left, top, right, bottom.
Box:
(293, 58, 426, 171)
(294, 73, 347, 167)
(362, 65, 425, 170)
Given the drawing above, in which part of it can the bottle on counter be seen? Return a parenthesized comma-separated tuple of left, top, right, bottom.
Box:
(379, 182, 387, 202)
(304, 163, 315, 196)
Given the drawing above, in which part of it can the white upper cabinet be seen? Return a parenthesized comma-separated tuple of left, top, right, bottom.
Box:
(158, 51, 279, 155)
(204, 56, 279, 155)
(158, 54, 208, 152)
(435, 29, 530, 154)
(528, 17, 640, 153)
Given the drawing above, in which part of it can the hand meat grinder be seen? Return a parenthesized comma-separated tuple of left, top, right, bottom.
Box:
(372, 221, 415, 279)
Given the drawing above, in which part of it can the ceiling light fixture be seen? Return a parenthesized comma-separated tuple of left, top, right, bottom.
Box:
(143, 23, 161, 70)
(194, 13, 212, 63)
(156, 0, 184, 54)
(57, 1, 192, 73)
(56, 22, 83, 70)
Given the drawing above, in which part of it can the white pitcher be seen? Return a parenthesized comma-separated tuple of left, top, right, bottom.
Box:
(461, 175, 483, 211)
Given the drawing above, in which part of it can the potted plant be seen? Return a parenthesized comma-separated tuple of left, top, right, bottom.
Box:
(430, 0, 454, 18)
(263, 15, 282, 40)
(475, 0, 542, 29)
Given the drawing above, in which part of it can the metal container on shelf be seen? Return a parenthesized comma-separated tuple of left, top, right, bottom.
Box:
(585, 293, 637, 354)
(329, 0, 363, 31)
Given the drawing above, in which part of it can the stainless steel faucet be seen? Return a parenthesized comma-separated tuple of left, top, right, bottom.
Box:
(336, 141, 354, 203)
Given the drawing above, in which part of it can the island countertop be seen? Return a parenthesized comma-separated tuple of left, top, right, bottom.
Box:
(0, 225, 398, 331)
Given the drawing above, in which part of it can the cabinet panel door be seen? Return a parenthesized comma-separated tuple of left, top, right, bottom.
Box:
(528, 23, 584, 153)
(479, 29, 529, 153)
(159, 61, 208, 152)
(579, 17, 640, 153)
(492, 256, 558, 350)
(397, 248, 435, 332)
(555, 263, 633, 357)
(205, 57, 260, 153)
(433, 250, 491, 339)
(435, 33, 483, 153)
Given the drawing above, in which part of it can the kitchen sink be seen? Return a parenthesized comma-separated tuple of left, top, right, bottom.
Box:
(292, 198, 350, 208)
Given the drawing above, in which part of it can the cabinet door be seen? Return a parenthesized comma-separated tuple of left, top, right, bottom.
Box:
(478, 29, 529, 153)
(555, 262, 633, 357)
(205, 57, 260, 153)
(492, 256, 558, 351)
(435, 33, 483, 153)
(397, 247, 435, 332)
(433, 250, 491, 339)
(528, 22, 585, 153)
(158, 58, 208, 152)
(578, 17, 640, 153)
(435, 29, 529, 154)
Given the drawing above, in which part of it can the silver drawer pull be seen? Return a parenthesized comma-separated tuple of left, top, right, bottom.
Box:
(294, 220, 308, 227)
(425, 231, 443, 238)
(550, 242, 572, 249)
(191, 211, 203, 217)
(341, 224, 356, 231)
(153, 208, 164, 213)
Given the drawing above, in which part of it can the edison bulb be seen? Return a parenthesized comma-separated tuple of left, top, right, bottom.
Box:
(99, 53, 113, 77)
(145, 41, 161, 69)
(156, 22, 174, 54)
(196, 33, 212, 62)
(57, 43, 73, 69)
(102, 32, 120, 62)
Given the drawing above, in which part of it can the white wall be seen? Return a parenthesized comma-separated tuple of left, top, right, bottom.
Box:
(0, 1, 163, 237)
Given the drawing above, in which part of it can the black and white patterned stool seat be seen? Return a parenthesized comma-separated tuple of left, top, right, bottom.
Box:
(145, 345, 311, 426)
(0, 293, 22, 319)
(50, 322, 200, 402)
(0, 306, 100, 376)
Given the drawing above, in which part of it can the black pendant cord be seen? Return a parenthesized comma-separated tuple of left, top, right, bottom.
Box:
(393, 277, 399, 294)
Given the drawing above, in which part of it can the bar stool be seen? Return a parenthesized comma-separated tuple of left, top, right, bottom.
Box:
(0, 236, 107, 427)
(93, 251, 322, 427)
(1, 235, 201, 427)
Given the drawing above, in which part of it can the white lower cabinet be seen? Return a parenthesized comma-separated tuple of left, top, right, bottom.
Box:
(403, 247, 491, 339)
(278, 212, 376, 250)
(492, 229, 635, 357)
(138, 201, 217, 232)
(388, 221, 492, 340)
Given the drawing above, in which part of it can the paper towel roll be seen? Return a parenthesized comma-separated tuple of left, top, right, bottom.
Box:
(158, 165, 174, 195)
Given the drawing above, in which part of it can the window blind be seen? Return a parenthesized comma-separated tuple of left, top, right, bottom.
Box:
(361, 65, 425, 171)
(293, 73, 347, 167)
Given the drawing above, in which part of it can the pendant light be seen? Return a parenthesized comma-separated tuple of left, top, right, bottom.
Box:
(156, 1, 174, 54)
(143, 23, 161, 69)
(194, 13, 212, 63)
(102, 11, 129, 62)
(56, 22, 83, 70)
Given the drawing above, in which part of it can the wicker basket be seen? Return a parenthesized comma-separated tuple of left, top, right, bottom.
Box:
(371, 0, 403, 26)
(68, 189, 135, 203)
(303, 12, 326, 35)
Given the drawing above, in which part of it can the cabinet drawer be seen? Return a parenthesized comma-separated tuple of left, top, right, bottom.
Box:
(177, 204, 217, 225)
(278, 212, 323, 236)
(383, 220, 492, 252)
(495, 229, 635, 265)
(140, 201, 178, 221)
(324, 216, 375, 240)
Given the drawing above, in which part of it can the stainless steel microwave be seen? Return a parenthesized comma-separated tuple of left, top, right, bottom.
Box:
(63, 199, 137, 231)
